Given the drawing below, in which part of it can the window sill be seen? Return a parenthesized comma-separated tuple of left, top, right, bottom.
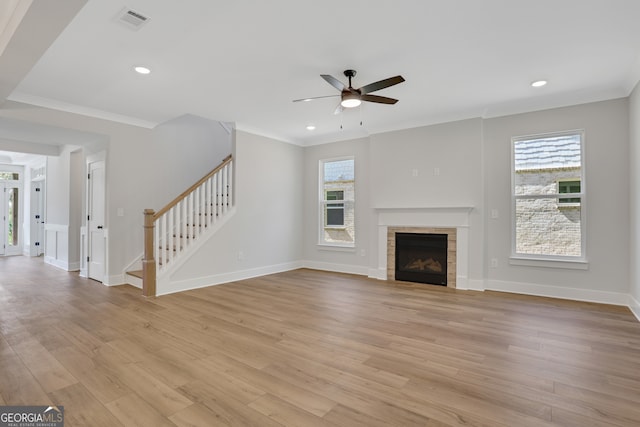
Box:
(509, 256, 588, 270)
(324, 226, 347, 230)
(317, 243, 356, 252)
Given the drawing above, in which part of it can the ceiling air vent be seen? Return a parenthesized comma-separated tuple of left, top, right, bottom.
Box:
(116, 8, 150, 30)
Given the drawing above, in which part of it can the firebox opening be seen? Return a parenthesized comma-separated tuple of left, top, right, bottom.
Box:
(395, 232, 448, 286)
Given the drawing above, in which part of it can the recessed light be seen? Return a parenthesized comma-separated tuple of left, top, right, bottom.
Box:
(134, 66, 151, 75)
(531, 80, 547, 88)
(306, 125, 316, 131)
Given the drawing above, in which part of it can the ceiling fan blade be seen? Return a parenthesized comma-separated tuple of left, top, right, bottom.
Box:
(361, 94, 398, 104)
(321, 74, 346, 91)
(333, 103, 344, 115)
(359, 75, 405, 94)
(292, 94, 340, 102)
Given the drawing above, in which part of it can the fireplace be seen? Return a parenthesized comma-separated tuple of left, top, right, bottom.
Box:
(395, 233, 448, 285)
(387, 226, 457, 288)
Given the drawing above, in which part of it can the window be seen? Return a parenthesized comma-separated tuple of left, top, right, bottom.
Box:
(319, 158, 355, 247)
(512, 131, 585, 260)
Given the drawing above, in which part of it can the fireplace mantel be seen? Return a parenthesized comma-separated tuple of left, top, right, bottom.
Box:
(373, 206, 474, 289)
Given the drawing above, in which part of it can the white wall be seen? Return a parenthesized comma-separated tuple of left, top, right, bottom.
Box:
(629, 82, 640, 318)
(167, 131, 304, 293)
(302, 138, 371, 275)
(484, 99, 630, 302)
(45, 146, 73, 269)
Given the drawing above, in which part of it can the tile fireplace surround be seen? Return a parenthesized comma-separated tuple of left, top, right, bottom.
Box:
(374, 207, 473, 289)
(387, 226, 457, 288)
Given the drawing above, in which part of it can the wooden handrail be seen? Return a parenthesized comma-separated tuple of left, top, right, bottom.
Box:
(153, 154, 232, 220)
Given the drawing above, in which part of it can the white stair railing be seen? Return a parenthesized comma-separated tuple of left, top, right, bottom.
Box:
(143, 155, 233, 296)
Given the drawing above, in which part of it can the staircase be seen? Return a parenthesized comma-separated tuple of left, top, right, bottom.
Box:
(126, 155, 234, 297)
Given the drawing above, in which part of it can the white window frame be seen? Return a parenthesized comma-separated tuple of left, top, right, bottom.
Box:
(318, 156, 355, 249)
(510, 130, 587, 268)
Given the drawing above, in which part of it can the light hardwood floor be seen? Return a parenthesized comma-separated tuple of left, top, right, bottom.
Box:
(1, 256, 639, 426)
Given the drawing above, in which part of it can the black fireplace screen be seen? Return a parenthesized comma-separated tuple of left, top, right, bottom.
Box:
(395, 232, 447, 285)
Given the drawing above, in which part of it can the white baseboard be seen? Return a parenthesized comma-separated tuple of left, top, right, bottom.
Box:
(104, 274, 124, 286)
(465, 279, 486, 291)
(368, 268, 386, 280)
(630, 295, 640, 322)
(94, 256, 640, 323)
(103, 273, 142, 289)
(486, 279, 631, 307)
(367, 267, 483, 292)
(302, 261, 369, 277)
(158, 261, 304, 296)
(44, 256, 76, 272)
(123, 273, 142, 289)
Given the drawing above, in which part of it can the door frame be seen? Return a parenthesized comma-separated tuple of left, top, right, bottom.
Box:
(84, 151, 107, 282)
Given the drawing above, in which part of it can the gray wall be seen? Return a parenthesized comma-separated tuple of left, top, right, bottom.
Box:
(303, 138, 371, 274)
(301, 101, 631, 304)
(1, 103, 231, 283)
(484, 99, 629, 295)
(630, 82, 640, 317)
(170, 131, 304, 292)
(4, 95, 637, 311)
(150, 114, 232, 207)
(369, 119, 485, 281)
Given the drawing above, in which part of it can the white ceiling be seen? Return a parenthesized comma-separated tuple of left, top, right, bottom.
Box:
(0, 150, 44, 166)
(6, 0, 640, 145)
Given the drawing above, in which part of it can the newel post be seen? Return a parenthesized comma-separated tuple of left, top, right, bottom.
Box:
(143, 209, 156, 297)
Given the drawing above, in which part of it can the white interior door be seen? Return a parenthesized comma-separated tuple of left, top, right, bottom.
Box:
(30, 180, 45, 256)
(88, 160, 105, 282)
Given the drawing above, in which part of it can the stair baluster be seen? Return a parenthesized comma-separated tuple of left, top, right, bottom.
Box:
(142, 155, 233, 297)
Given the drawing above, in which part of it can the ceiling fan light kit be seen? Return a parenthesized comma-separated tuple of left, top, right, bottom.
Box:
(341, 93, 362, 108)
(295, 69, 405, 114)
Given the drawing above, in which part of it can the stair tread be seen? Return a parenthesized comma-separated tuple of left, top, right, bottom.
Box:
(126, 270, 143, 279)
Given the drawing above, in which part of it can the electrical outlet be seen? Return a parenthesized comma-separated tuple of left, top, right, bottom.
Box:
(411, 169, 418, 177)
(490, 258, 498, 268)
(360, 249, 366, 257)
(238, 251, 245, 261)
(491, 209, 499, 219)
(433, 167, 440, 176)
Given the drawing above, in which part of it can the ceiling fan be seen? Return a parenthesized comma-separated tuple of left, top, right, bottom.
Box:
(294, 69, 405, 114)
